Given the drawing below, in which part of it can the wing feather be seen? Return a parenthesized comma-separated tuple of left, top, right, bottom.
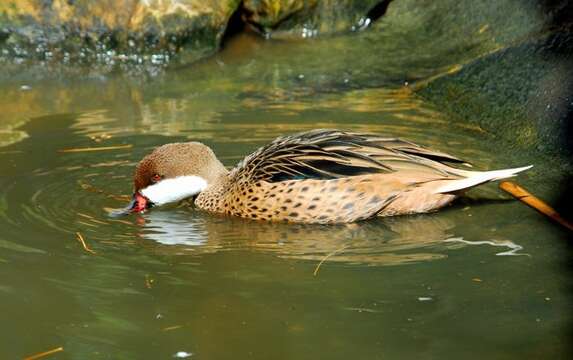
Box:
(230, 129, 467, 183)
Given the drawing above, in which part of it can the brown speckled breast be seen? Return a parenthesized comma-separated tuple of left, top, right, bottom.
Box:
(195, 172, 460, 224)
(197, 175, 393, 223)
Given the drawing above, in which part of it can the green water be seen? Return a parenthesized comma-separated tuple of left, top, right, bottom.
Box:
(0, 30, 571, 359)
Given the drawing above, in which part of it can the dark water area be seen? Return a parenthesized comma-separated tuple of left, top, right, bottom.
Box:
(0, 6, 572, 358)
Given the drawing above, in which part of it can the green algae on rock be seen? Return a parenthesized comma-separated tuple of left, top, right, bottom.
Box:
(417, 33, 573, 158)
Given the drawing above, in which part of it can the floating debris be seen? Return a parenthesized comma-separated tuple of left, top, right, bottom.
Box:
(478, 24, 490, 34)
(500, 181, 573, 232)
(174, 351, 193, 358)
(75, 232, 97, 255)
(163, 325, 184, 331)
(344, 307, 381, 313)
(58, 144, 133, 153)
(417, 297, 433, 302)
(313, 244, 350, 276)
(145, 274, 154, 289)
(23, 346, 63, 360)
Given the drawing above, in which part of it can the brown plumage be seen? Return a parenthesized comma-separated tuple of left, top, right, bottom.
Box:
(119, 129, 531, 223)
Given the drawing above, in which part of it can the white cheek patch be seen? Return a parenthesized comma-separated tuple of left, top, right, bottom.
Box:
(140, 176, 208, 206)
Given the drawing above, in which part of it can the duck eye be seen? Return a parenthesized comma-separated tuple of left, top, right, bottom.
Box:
(151, 174, 162, 183)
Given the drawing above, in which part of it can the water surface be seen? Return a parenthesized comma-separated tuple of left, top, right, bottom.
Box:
(0, 31, 570, 359)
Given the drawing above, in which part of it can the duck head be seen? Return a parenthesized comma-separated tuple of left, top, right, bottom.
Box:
(114, 142, 227, 215)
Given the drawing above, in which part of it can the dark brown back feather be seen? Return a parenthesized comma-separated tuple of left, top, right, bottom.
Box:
(230, 129, 467, 183)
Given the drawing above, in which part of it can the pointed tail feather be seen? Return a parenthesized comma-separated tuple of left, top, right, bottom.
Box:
(434, 165, 532, 194)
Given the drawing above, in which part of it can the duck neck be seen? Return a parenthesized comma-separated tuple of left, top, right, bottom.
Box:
(201, 154, 229, 186)
(209, 171, 231, 192)
(195, 160, 231, 211)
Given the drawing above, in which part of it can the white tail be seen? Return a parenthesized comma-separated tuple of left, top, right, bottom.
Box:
(434, 165, 533, 194)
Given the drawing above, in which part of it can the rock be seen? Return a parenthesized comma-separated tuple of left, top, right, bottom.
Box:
(400, 0, 573, 158)
(418, 31, 573, 158)
(242, 0, 387, 37)
(0, 0, 241, 64)
(0, 0, 393, 65)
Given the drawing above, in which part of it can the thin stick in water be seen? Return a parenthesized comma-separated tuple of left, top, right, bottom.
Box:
(23, 346, 64, 360)
(499, 181, 573, 232)
(313, 244, 350, 276)
(58, 144, 132, 153)
(162, 325, 184, 331)
(75, 232, 97, 254)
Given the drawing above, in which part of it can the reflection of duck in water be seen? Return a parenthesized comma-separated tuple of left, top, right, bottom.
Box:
(138, 210, 459, 265)
(117, 129, 530, 223)
(138, 206, 526, 265)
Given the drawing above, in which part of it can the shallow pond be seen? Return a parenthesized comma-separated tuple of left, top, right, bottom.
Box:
(0, 31, 571, 359)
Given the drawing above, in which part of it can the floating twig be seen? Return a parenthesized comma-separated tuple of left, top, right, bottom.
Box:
(75, 232, 97, 254)
(499, 181, 573, 232)
(313, 244, 350, 276)
(58, 144, 132, 153)
(162, 325, 184, 332)
(23, 346, 63, 360)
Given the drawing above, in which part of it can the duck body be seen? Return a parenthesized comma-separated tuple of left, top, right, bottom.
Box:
(125, 129, 531, 224)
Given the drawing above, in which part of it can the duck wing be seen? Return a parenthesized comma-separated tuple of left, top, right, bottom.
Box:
(230, 129, 467, 183)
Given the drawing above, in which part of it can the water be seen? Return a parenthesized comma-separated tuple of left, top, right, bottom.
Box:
(0, 31, 571, 359)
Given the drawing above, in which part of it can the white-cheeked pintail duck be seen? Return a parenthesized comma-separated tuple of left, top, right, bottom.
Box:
(116, 129, 531, 223)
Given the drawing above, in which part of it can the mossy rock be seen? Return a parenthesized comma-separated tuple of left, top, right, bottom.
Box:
(0, 0, 241, 63)
(418, 32, 573, 157)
